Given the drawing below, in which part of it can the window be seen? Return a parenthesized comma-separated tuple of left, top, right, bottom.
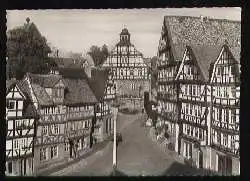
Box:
(54, 124, 59, 134)
(217, 67, 221, 76)
(14, 140, 18, 149)
(199, 129, 203, 140)
(131, 83, 136, 90)
(40, 148, 47, 161)
(65, 142, 69, 152)
(42, 126, 48, 135)
(15, 120, 21, 128)
(83, 121, 88, 129)
(130, 69, 134, 76)
(138, 69, 142, 76)
(222, 134, 228, 147)
(7, 100, 15, 110)
(195, 128, 199, 138)
(8, 162, 12, 174)
(51, 146, 58, 158)
(193, 85, 196, 96)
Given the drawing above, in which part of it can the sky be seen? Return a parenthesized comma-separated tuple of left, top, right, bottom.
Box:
(7, 8, 241, 58)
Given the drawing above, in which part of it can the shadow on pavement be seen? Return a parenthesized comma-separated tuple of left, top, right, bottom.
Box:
(109, 169, 128, 176)
(162, 161, 218, 176)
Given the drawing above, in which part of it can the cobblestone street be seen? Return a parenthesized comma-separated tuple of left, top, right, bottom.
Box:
(55, 112, 186, 176)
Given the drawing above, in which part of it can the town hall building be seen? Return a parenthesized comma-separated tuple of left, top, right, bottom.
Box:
(102, 28, 150, 111)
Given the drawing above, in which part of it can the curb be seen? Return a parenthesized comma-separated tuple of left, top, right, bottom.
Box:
(147, 127, 184, 164)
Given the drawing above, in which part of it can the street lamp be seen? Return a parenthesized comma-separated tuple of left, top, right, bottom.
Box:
(111, 99, 119, 174)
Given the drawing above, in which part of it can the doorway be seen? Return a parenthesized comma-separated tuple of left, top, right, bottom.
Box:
(8, 162, 12, 174)
(218, 154, 232, 175)
(198, 150, 203, 169)
(23, 158, 26, 175)
(69, 140, 73, 158)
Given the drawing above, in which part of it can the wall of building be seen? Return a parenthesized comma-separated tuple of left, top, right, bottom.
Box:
(115, 79, 149, 98)
(34, 143, 65, 175)
(210, 148, 240, 175)
(6, 157, 33, 176)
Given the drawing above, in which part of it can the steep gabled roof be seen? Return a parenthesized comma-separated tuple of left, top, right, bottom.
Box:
(51, 57, 85, 69)
(188, 44, 223, 81)
(5, 80, 39, 118)
(17, 80, 39, 117)
(164, 16, 241, 62)
(58, 68, 88, 79)
(63, 78, 97, 105)
(31, 83, 54, 106)
(88, 67, 110, 101)
(28, 73, 62, 88)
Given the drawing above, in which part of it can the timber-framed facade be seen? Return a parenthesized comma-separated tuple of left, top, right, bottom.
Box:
(6, 80, 39, 176)
(155, 15, 240, 175)
(103, 28, 150, 111)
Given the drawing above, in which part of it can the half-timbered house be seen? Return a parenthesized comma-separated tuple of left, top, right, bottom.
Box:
(6, 80, 38, 176)
(176, 45, 222, 169)
(62, 76, 97, 159)
(209, 44, 240, 175)
(88, 67, 115, 142)
(22, 73, 67, 175)
(156, 16, 240, 174)
(102, 28, 150, 110)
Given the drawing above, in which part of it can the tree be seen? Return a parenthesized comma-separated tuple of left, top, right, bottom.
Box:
(7, 18, 52, 80)
(87, 44, 109, 67)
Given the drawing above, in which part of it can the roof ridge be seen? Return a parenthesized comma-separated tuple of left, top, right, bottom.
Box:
(164, 15, 241, 23)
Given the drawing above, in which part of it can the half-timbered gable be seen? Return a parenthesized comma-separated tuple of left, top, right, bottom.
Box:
(22, 73, 67, 174)
(157, 16, 240, 173)
(209, 45, 240, 174)
(176, 45, 221, 156)
(6, 80, 38, 176)
(103, 28, 150, 110)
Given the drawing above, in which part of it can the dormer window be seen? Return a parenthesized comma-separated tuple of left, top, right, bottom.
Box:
(7, 100, 15, 110)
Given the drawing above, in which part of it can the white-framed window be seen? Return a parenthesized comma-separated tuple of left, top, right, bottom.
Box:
(54, 124, 59, 134)
(15, 120, 21, 128)
(14, 139, 19, 149)
(131, 83, 136, 90)
(222, 133, 228, 147)
(217, 67, 221, 76)
(7, 100, 15, 110)
(40, 147, 47, 161)
(51, 146, 58, 158)
(42, 126, 48, 135)
(183, 142, 192, 159)
(65, 142, 70, 152)
(193, 85, 196, 96)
